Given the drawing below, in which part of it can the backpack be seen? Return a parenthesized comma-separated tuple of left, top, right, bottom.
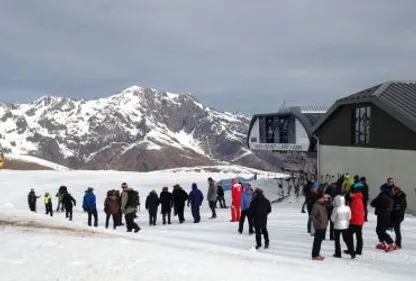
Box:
(126, 190, 140, 208)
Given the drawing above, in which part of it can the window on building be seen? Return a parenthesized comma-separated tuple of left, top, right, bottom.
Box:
(353, 105, 371, 145)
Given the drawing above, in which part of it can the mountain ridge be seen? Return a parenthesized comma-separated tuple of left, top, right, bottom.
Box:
(0, 86, 283, 171)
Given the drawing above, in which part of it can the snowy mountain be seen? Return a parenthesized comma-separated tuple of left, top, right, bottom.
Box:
(0, 86, 282, 171)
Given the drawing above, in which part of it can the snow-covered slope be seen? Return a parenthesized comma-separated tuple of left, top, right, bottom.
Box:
(0, 86, 283, 171)
(0, 170, 415, 281)
(4, 154, 70, 170)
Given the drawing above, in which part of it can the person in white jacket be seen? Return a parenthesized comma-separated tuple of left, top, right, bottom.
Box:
(331, 195, 355, 259)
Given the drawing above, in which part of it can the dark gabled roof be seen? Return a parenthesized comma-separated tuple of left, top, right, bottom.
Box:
(313, 80, 416, 135)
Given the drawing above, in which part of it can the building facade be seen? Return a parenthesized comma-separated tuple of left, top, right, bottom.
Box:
(313, 81, 416, 214)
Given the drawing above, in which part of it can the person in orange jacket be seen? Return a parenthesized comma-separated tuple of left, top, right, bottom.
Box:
(231, 179, 243, 222)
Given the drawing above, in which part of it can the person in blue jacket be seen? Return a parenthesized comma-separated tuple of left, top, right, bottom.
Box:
(188, 183, 204, 223)
(83, 187, 98, 227)
(238, 184, 254, 234)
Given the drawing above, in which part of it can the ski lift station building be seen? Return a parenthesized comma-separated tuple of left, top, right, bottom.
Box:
(312, 80, 416, 214)
(246, 105, 328, 153)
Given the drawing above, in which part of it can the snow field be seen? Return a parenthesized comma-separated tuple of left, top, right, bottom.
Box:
(0, 169, 415, 281)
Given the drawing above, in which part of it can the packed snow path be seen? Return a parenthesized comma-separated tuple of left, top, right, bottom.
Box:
(0, 170, 415, 281)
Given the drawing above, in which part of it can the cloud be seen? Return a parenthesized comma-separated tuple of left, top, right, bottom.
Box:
(1, 0, 416, 113)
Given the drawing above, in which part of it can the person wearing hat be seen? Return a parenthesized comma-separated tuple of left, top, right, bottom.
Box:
(44, 192, 53, 217)
(172, 184, 188, 223)
(83, 187, 98, 227)
(145, 190, 160, 226)
(121, 182, 141, 232)
(159, 187, 173, 225)
(360, 177, 369, 221)
(311, 192, 329, 260)
(207, 177, 217, 219)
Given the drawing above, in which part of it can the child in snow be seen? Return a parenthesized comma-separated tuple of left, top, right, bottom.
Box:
(44, 192, 53, 217)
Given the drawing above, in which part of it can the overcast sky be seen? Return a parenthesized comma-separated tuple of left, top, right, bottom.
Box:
(1, 0, 416, 113)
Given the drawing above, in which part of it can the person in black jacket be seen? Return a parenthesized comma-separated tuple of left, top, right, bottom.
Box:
(250, 188, 272, 249)
(172, 184, 188, 223)
(371, 178, 396, 251)
(61, 190, 76, 221)
(303, 180, 315, 234)
(360, 177, 370, 221)
(27, 189, 40, 212)
(216, 184, 227, 208)
(145, 190, 160, 226)
(159, 187, 173, 225)
(391, 186, 407, 249)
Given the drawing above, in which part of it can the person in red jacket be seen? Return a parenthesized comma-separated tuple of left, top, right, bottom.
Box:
(231, 180, 243, 222)
(348, 187, 365, 255)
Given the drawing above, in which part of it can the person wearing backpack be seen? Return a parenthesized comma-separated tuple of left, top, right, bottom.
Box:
(61, 189, 76, 221)
(159, 187, 173, 225)
(121, 182, 141, 233)
(83, 187, 98, 227)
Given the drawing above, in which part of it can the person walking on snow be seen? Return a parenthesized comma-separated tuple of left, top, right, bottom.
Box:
(61, 189, 76, 221)
(216, 184, 227, 208)
(207, 177, 217, 219)
(347, 186, 365, 255)
(83, 187, 98, 227)
(188, 183, 204, 223)
(104, 190, 120, 229)
(371, 178, 397, 252)
(121, 183, 141, 232)
(230, 179, 243, 222)
(145, 190, 160, 226)
(238, 185, 254, 234)
(331, 195, 355, 259)
(28, 189, 40, 212)
(159, 187, 173, 225)
(250, 188, 271, 249)
(172, 184, 188, 224)
(44, 192, 53, 217)
(311, 192, 329, 260)
(390, 185, 407, 249)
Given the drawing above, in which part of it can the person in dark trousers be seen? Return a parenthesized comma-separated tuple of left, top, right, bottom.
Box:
(159, 187, 173, 225)
(330, 195, 355, 259)
(104, 190, 120, 229)
(360, 177, 369, 221)
(121, 183, 141, 233)
(44, 192, 53, 216)
(348, 186, 365, 255)
(115, 189, 123, 226)
(371, 178, 397, 252)
(391, 185, 407, 249)
(207, 177, 217, 219)
(56, 185, 67, 212)
(323, 186, 334, 241)
(250, 188, 271, 249)
(188, 183, 204, 223)
(145, 190, 160, 226)
(172, 184, 188, 223)
(61, 190, 76, 221)
(238, 185, 254, 234)
(28, 189, 40, 212)
(311, 193, 329, 260)
(303, 181, 315, 234)
(216, 184, 226, 208)
(83, 187, 98, 227)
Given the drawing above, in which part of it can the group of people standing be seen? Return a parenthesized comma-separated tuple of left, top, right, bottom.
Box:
(303, 174, 407, 261)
